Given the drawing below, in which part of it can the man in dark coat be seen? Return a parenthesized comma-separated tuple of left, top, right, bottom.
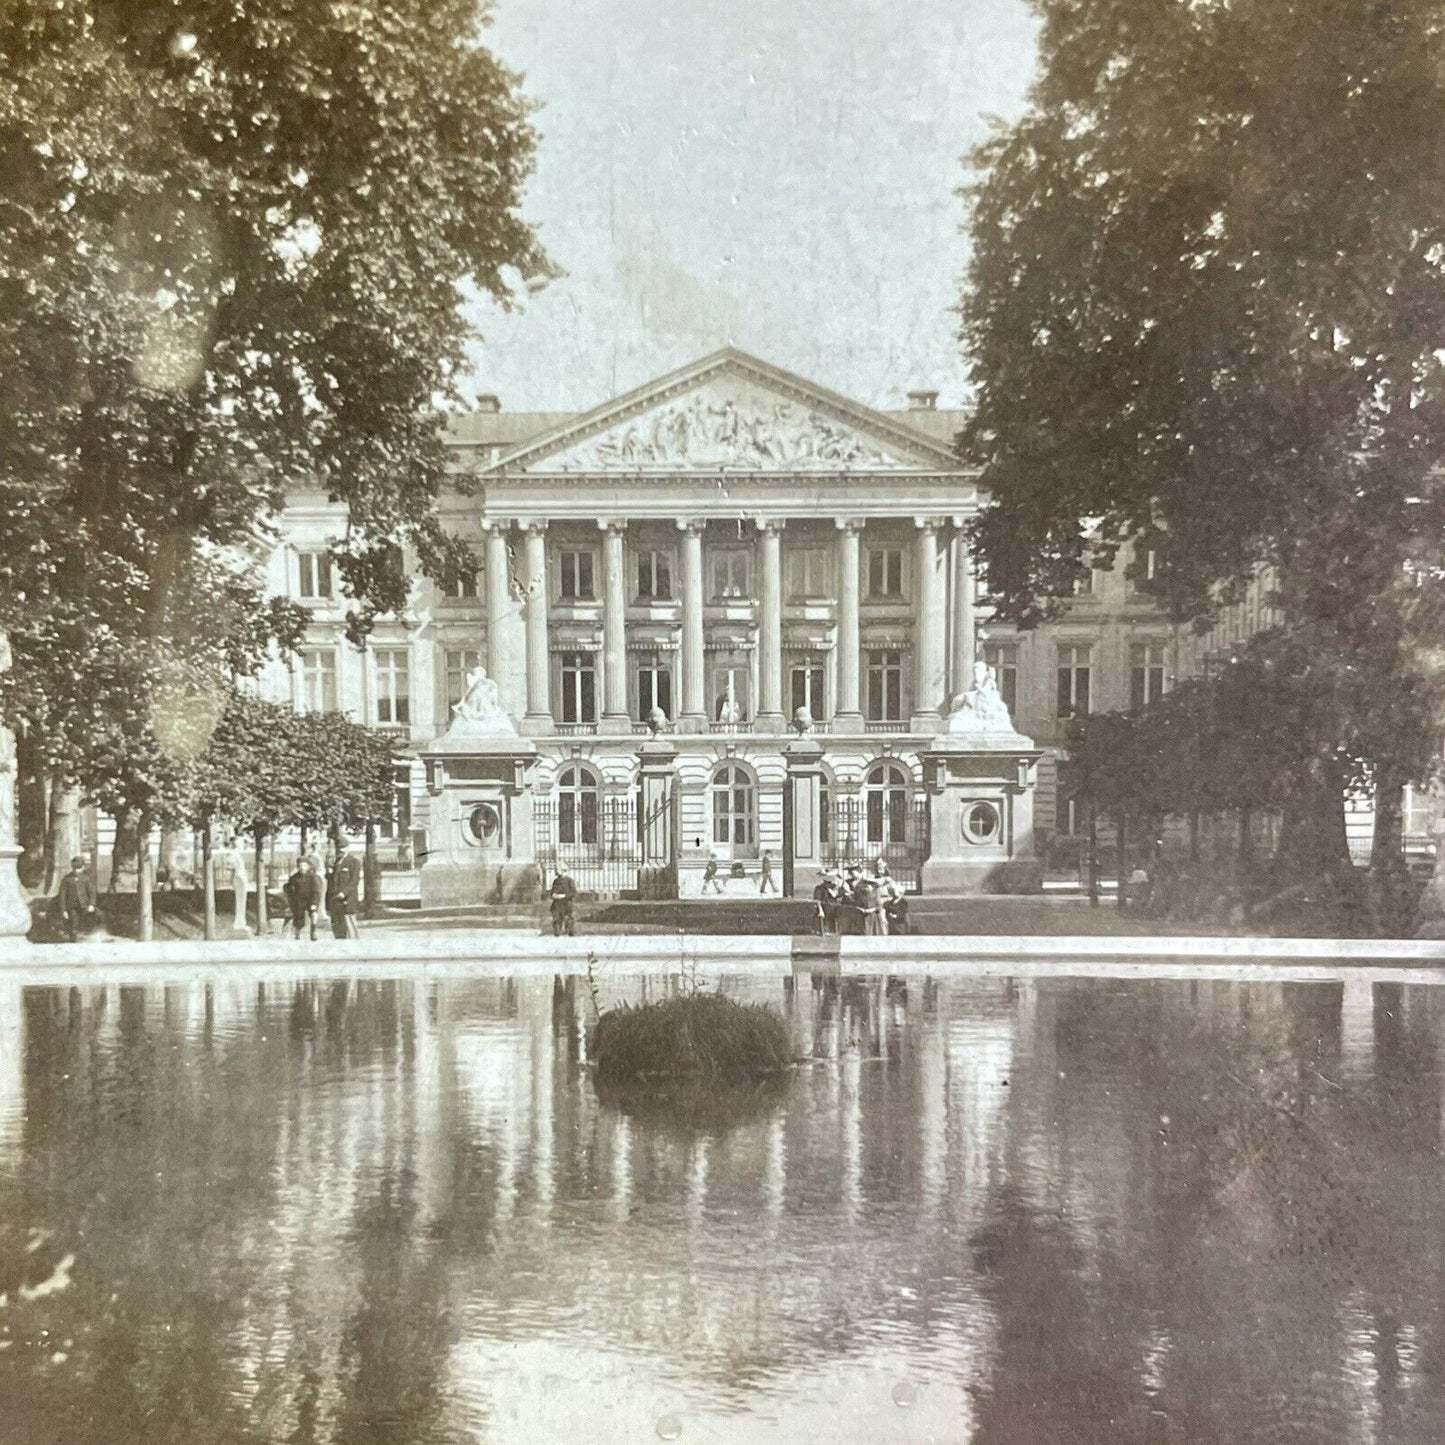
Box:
(284, 857, 323, 941)
(548, 868, 577, 936)
(326, 836, 362, 939)
(55, 856, 98, 941)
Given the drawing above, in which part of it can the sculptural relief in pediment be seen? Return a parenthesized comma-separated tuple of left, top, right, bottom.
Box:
(521, 376, 932, 473)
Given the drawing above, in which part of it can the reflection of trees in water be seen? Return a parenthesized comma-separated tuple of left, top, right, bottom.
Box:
(5, 973, 1445, 1441)
(972, 978, 1445, 1444)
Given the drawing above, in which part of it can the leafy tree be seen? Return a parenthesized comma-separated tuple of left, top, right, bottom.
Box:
(0, 0, 547, 913)
(961, 0, 1445, 887)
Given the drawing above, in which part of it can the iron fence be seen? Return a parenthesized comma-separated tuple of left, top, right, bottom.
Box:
(822, 794, 930, 893)
(536, 789, 677, 896)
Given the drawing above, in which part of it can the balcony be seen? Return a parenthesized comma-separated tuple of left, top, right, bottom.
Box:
(709, 720, 752, 735)
(554, 722, 597, 737)
(864, 719, 906, 734)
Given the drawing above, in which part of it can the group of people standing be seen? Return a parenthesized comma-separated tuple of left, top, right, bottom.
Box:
(282, 836, 362, 940)
(813, 859, 914, 935)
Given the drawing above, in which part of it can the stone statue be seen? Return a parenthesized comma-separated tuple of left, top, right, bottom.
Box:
(717, 674, 742, 726)
(455, 666, 504, 726)
(436, 665, 518, 741)
(646, 705, 668, 736)
(224, 838, 249, 931)
(943, 660, 1021, 737)
(791, 705, 813, 735)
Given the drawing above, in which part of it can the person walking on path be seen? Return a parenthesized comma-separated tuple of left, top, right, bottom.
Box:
(224, 837, 248, 932)
(758, 850, 777, 895)
(284, 857, 323, 941)
(700, 853, 723, 895)
(326, 835, 362, 939)
(55, 856, 98, 941)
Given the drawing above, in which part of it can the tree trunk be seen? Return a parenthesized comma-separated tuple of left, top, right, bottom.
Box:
(363, 822, 381, 920)
(1087, 802, 1099, 906)
(253, 832, 269, 934)
(136, 811, 153, 943)
(43, 779, 82, 896)
(1275, 759, 1353, 884)
(1369, 763, 1407, 935)
(201, 816, 216, 942)
(1116, 811, 1129, 909)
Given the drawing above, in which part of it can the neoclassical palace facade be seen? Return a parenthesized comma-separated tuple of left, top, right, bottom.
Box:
(258, 349, 1273, 895)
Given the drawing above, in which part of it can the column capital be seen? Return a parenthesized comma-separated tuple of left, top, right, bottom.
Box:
(674, 518, 706, 535)
(834, 517, 865, 534)
(754, 517, 786, 536)
(914, 516, 945, 534)
(479, 517, 513, 534)
(597, 519, 628, 536)
(520, 519, 548, 538)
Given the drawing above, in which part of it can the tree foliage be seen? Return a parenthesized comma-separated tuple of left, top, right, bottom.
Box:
(0, 0, 546, 873)
(962, 0, 1445, 869)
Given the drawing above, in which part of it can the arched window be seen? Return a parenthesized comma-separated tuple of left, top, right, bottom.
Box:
(557, 764, 601, 847)
(864, 761, 911, 847)
(711, 762, 757, 850)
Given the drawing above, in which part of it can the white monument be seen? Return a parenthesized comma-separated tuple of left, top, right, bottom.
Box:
(418, 667, 539, 907)
(0, 635, 32, 939)
(921, 661, 1043, 894)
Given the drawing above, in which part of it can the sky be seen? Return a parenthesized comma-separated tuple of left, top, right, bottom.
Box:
(462, 0, 1040, 414)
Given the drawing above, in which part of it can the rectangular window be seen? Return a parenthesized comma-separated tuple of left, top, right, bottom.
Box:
(787, 547, 830, 598)
(559, 548, 596, 601)
(374, 647, 411, 726)
(1130, 547, 1159, 597)
(712, 549, 750, 599)
(1130, 641, 1168, 710)
(1056, 644, 1091, 718)
(300, 648, 338, 712)
(444, 647, 480, 715)
(636, 548, 673, 601)
(297, 550, 332, 600)
(867, 548, 904, 599)
(447, 569, 478, 600)
(559, 652, 597, 724)
(866, 649, 905, 722)
(983, 642, 1019, 718)
(1071, 570, 1094, 597)
(712, 660, 752, 724)
(789, 655, 827, 719)
(635, 659, 673, 722)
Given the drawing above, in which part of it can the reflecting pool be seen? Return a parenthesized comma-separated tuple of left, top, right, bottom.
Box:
(0, 967, 1442, 1442)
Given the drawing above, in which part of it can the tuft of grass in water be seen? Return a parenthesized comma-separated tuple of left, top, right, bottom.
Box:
(592, 992, 791, 1085)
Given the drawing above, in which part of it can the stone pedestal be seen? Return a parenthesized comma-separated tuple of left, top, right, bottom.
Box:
(783, 736, 827, 899)
(418, 669, 540, 907)
(637, 736, 679, 899)
(921, 664, 1042, 895)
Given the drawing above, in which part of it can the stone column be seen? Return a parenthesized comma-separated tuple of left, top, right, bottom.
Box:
(599, 520, 630, 733)
(757, 518, 785, 733)
(950, 522, 976, 704)
(783, 735, 827, 899)
(0, 635, 29, 939)
(678, 520, 706, 733)
(834, 519, 864, 731)
(521, 521, 553, 735)
(911, 518, 947, 732)
(637, 736, 679, 899)
(483, 521, 525, 721)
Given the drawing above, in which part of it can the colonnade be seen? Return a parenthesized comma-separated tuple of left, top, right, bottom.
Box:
(478, 514, 977, 735)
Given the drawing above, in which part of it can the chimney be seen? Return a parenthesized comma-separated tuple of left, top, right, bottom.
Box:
(907, 389, 939, 410)
(476, 393, 502, 414)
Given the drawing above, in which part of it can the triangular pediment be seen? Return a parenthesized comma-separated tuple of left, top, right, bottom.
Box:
(487, 349, 961, 475)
